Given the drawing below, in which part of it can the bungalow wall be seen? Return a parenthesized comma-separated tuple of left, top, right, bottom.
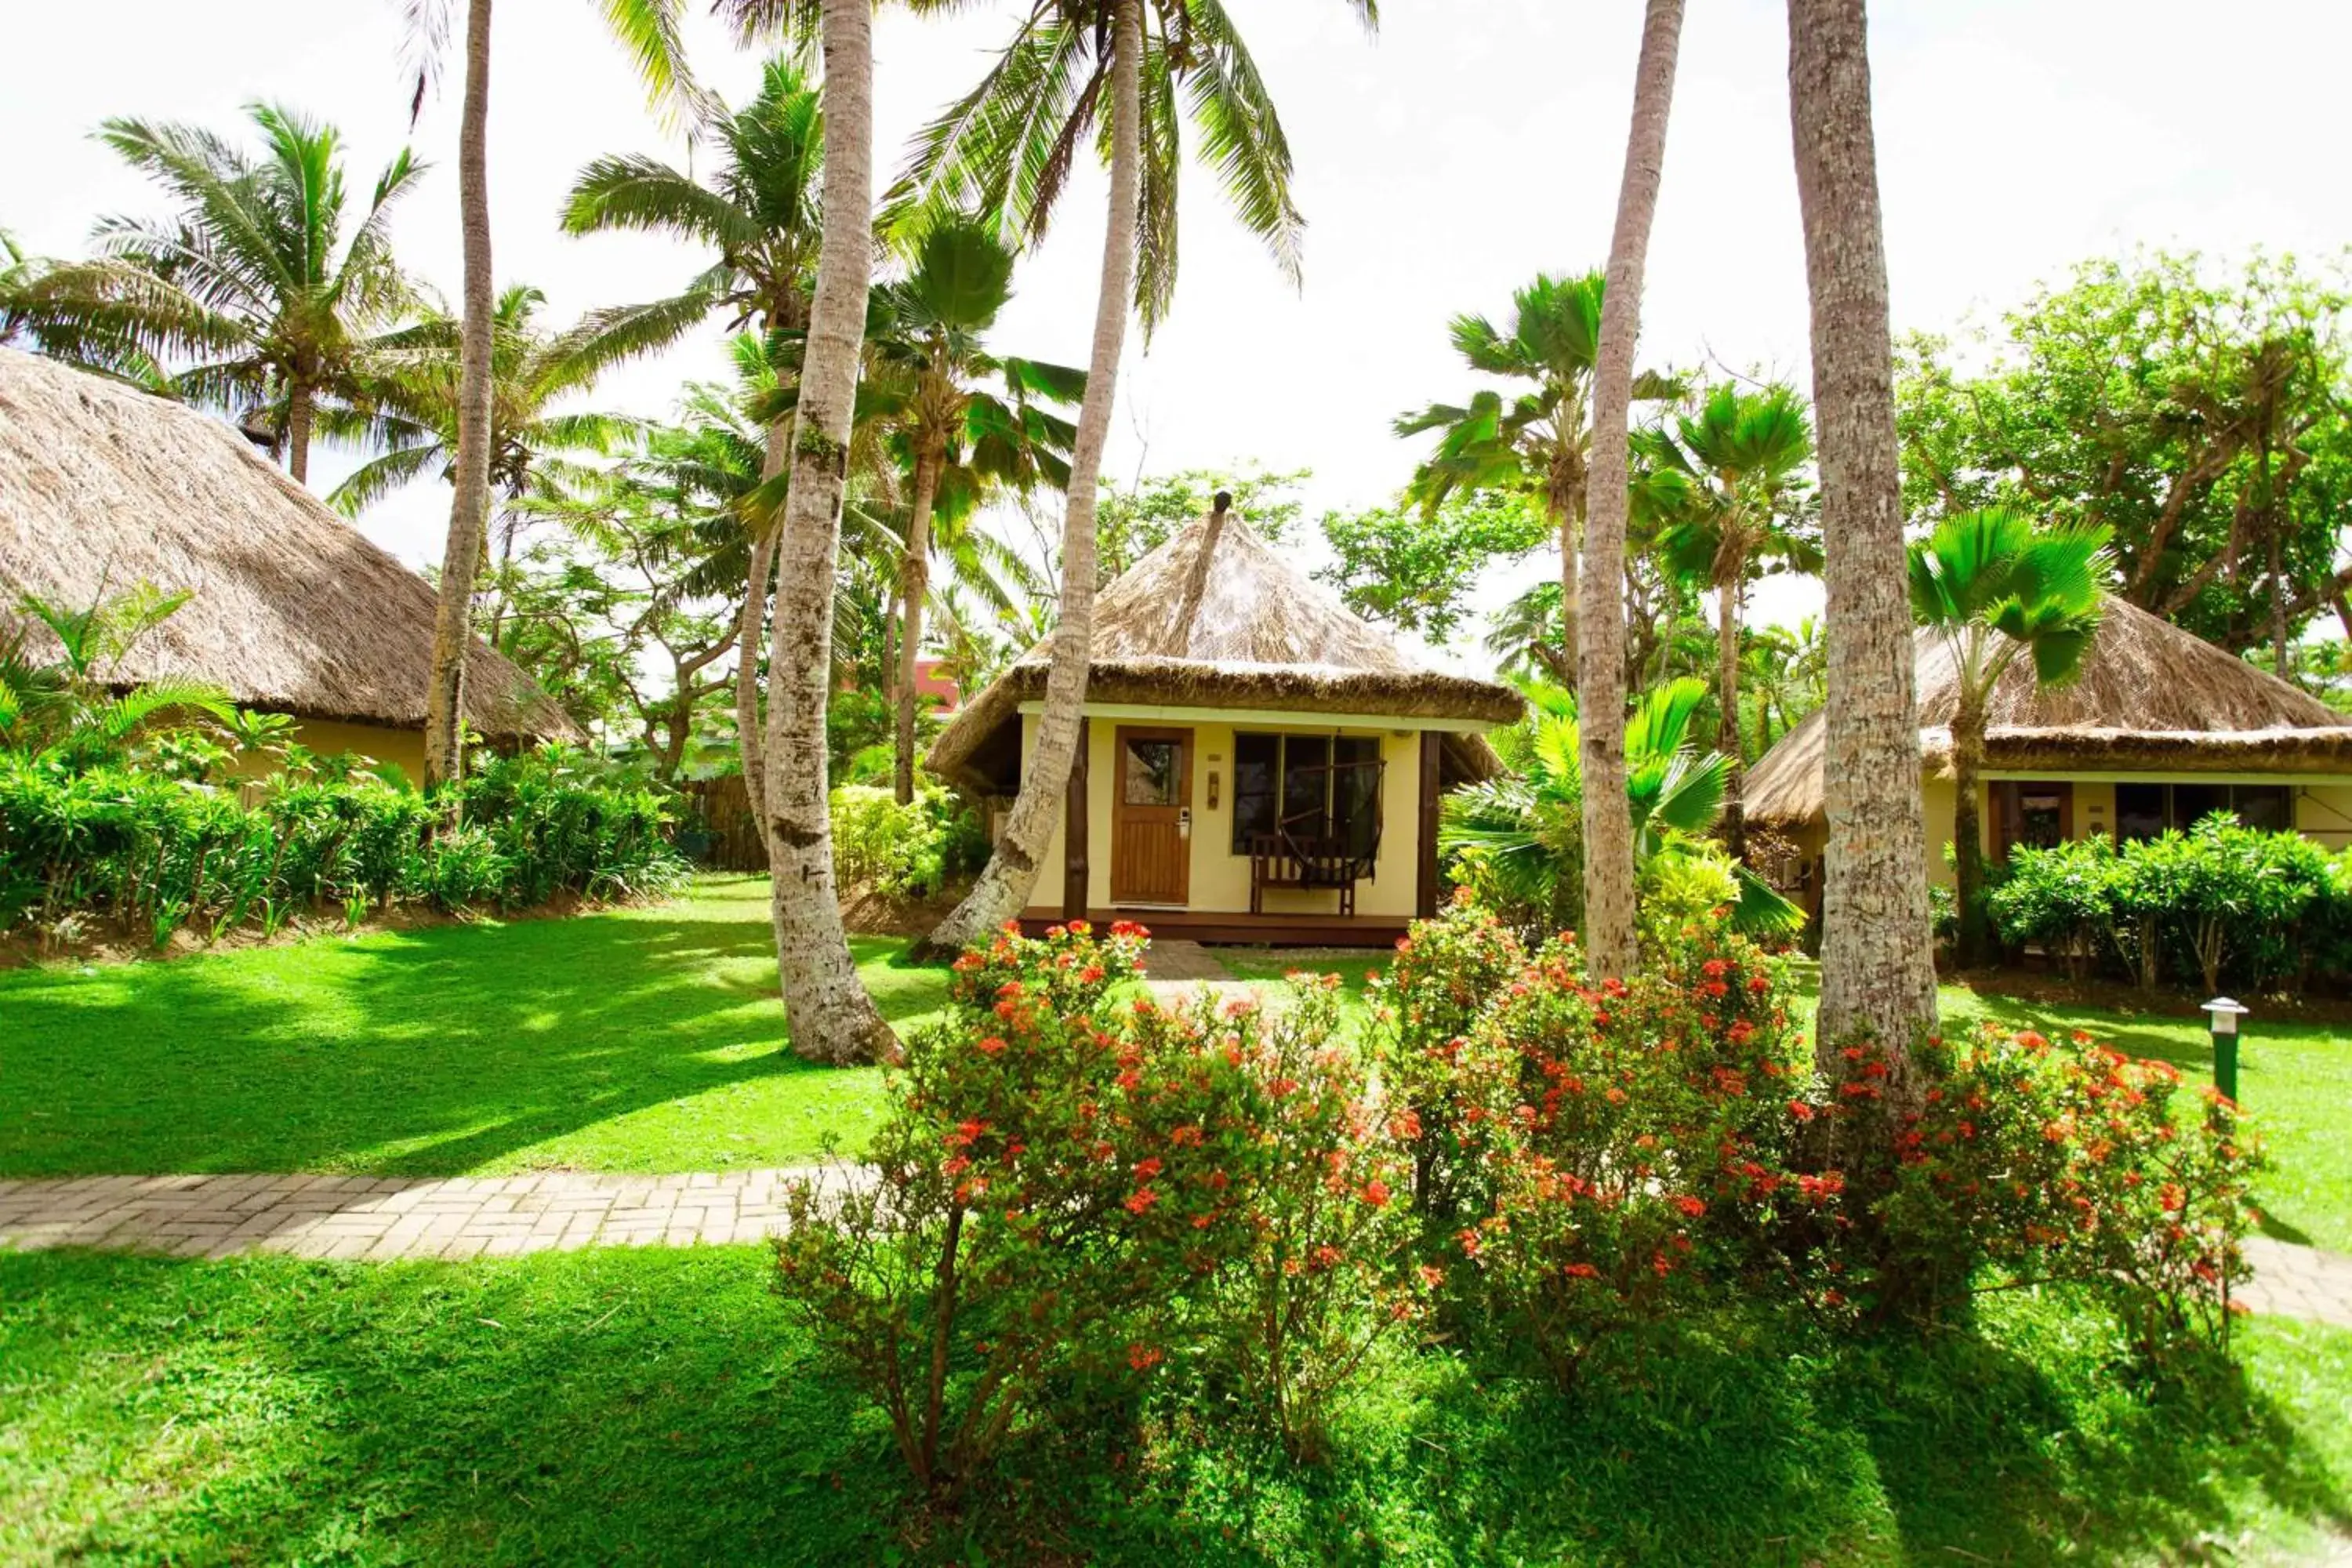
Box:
(1023, 713, 1424, 919)
(225, 717, 428, 785)
(1910, 775, 2352, 888)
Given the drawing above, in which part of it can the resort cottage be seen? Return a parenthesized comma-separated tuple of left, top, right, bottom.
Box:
(929, 496, 1522, 944)
(1744, 595, 2352, 917)
(0, 347, 577, 779)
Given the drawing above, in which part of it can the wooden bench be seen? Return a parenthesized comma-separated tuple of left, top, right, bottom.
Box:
(1249, 829, 1378, 918)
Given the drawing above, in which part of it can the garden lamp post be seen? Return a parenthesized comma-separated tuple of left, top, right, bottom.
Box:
(2203, 996, 2247, 1105)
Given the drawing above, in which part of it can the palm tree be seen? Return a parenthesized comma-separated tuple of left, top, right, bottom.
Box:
(1741, 616, 1825, 753)
(1788, 0, 1939, 1075)
(1640, 381, 1819, 859)
(332, 284, 670, 637)
(864, 212, 1083, 804)
(909, 0, 1378, 953)
(563, 53, 826, 826)
(25, 105, 423, 483)
(401, 0, 709, 794)
(1579, 0, 1687, 981)
(1909, 509, 2108, 966)
(1, 586, 233, 771)
(1398, 272, 1606, 672)
(1441, 677, 1802, 939)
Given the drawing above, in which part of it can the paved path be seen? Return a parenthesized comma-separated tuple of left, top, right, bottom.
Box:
(6, 1168, 2352, 1330)
(1142, 938, 1259, 1006)
(0, 1170, 834, 1261)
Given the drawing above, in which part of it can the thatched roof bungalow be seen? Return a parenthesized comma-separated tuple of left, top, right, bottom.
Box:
(1744, 595, 2352, 911)
(930, 496, 1519, 943)
(0, 347, 577, 778)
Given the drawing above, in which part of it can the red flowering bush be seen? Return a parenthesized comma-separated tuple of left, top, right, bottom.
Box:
(1805, 1022, 2267, 1365)
(1134, 975, 1427, 1460)
(1424, 920, 1806, 1386)
(775, 920, 1423, 1488)
(1367, 890, 1526, 1221)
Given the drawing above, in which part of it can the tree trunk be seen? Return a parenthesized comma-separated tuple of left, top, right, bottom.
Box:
(1556, 495, 1581, 679)
(1717, 575, 1747, 860)
(1951, 697, 1987, 967)
(762, 0, 894, 1065)
(735, 495, 780, 826)
(286, 382, 314, 485)
(1577, 0, 1685, 981)
(922, 0, 1139, 956)
(1788, 0, 1937, 1072)
(422, 0, 496, 799)
(895, 448, 941, 806)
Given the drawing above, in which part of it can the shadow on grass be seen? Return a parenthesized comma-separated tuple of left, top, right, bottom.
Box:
(0, 880, 952, 1178)
(5, 1250, 2347, 1566)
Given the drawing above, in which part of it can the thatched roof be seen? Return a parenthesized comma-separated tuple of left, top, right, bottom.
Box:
(0, 348, 576, 741)
(1745, 596, 2352, 825)
(928, 503, 1519, 794)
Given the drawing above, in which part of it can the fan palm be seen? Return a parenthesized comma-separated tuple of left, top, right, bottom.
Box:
(1907, 507, 2110, 965)
(1440, 677, 1802, 939)
(1398, 272, 1607, 672)
(24, 104, 424, 482)
(863, 212, 1083, 803)
(914, 0, 1378, 953)
(1639, 381, 1820, 857)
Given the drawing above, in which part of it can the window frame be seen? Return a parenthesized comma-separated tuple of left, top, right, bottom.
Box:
(2110, 781, 2301, 840)
(1229, 731, 1385, 858)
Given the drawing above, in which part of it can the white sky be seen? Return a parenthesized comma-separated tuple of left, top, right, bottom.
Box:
(6, 0, 2349, 665)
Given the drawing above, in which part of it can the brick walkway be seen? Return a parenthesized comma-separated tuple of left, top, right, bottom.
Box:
(0, 1169, 849, 1261)
(5, 1170, 2352, 1328)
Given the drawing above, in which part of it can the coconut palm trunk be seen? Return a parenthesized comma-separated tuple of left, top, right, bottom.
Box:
(1716, 574, 1747, 858)
(1950, 685, 1990, 965)
(895, 447, 942, 805)
(286, 382, 315, 485)
(734, 424, 784, 827)
(422, 0, 496, 795)
(1578, 0, 1685, 981)
(1556, 489, 1581, 676)
(763, 0, 895, 1064)
(923, 0, 1140, 954)
(1787, 0, 1936, 1068)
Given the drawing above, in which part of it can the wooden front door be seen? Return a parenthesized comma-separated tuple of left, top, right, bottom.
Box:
(1112, 726, 1192, 905)
(1991, 780, 2074, 862)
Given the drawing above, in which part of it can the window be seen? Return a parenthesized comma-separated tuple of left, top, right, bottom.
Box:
(2113, 782, 2299, 840)
(1122, 737, 1182, 806)
(1229, 732, 1385, 856)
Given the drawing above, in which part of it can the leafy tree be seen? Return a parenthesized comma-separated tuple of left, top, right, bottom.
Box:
(864, 212, 1083, 803)
(24, 104, 423, 482)
(1637, 380, 1819, 856)
(1895, 250, 2352, 666)
(1, 586, 231, 771)
(1314, 492, 1545, 644)
(1440, 677, 1800, 939)
(1907, 507, 2109, 966)
(913, 0, 1378, 953)
(1742, 616, 1825, 755)
(1095, 463, 1306, 579)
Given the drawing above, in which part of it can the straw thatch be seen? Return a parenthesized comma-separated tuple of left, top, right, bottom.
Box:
(1744, 596, 2352, 825)
(0, 347, 576, 741)
(928, 504, 1519, 794)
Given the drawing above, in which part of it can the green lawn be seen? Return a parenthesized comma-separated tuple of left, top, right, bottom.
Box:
(1221, 951, 2352, 1256)
(4, 1243, 2349, 1565)
(0, 877, 942, 1178)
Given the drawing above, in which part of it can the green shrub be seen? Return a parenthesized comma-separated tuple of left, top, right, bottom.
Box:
(828, 781, 985, 902)
(1988, 817, 2339, 994)
(0, 743, 686, 947)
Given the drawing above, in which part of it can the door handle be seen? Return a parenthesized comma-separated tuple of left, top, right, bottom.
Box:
(1178, 808, 1192, 840)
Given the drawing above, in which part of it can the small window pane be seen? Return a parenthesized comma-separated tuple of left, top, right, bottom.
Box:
(1232, 733, 1279, 852)
(2172, 782, 2228, 831)
(2016, 786, 2067, 850)
(1332, 738, 1383, 858)
(2116, 782, 2166, 840)
(1123, 740, 1181, 806)
(1283, 735, 1330, 842)
(2233, 784, 2293, 832)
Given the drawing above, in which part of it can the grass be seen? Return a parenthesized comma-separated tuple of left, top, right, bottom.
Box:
(3, 1243, 2348, 1564)
(0, 877, 944, 1179)
(1221, 950, 2352, 1255)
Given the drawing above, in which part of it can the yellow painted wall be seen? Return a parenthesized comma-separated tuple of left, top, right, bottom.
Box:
(225, 717, 428, 786)
(2297, 785, 2352, 850)
(1911, 776, 2349, 887)
(1026, 714, 1427, 916)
